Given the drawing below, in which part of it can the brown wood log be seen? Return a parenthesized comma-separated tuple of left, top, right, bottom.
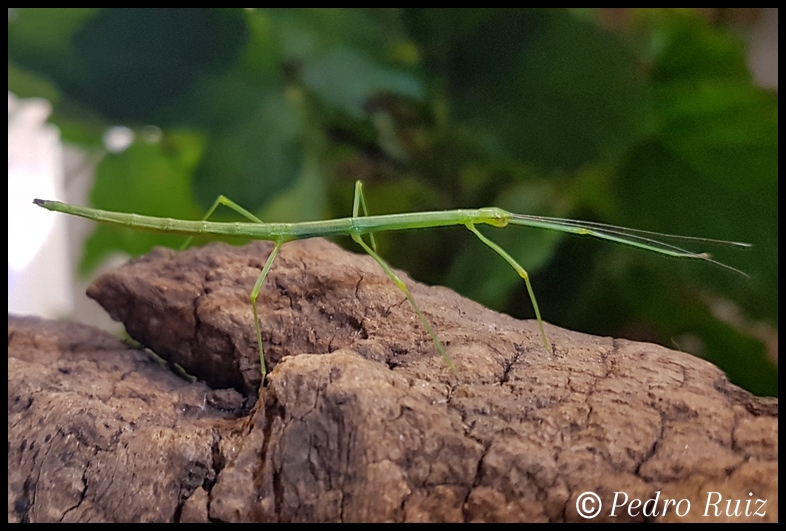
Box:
(7, 239, 778, 522)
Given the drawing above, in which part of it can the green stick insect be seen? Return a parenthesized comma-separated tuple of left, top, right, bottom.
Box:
(34, 181, 749, 379)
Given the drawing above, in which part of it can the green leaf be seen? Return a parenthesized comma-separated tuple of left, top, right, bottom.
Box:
(409, 9, 647, 171)
(301, 48, 423, 119)
(70, 8, 248, 121)
(8, 8, 98, 88)
(192, 89, 306, 212)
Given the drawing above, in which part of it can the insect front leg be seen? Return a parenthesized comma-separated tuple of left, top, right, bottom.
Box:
(465, 223, 552, 355)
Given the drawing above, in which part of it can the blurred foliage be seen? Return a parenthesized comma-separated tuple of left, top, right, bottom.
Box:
(9, 8, 777, 396)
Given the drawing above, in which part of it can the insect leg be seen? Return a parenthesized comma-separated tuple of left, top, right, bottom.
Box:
(181, 195, 263, 250)
(465, 223, 552, 354)
(251, 240, 283, 380)
(181, 195, 277, 380)
(351, 234, 454, 370)
(351, 181, 452, 369)
(352, 180, 377, 251)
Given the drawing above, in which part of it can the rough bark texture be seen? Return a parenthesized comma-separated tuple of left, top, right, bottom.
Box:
(8, 239, 778, 522)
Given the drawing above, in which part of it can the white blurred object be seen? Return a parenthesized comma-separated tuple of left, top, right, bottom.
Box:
(748, 8, 778, 89)
(8, 92, 72, 317)
(103, 125, 135, 153)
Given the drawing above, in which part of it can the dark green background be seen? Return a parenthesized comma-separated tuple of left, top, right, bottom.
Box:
(9, 8, 777, 396)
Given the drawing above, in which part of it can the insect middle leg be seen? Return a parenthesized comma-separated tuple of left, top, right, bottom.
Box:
(351, 181, 454, 370)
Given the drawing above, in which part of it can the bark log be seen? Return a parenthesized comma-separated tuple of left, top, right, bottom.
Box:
(8, 239, 778, 522)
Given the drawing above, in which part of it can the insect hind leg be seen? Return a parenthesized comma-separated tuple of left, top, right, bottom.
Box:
(181, 195, 263, 250)
(184, 195, 278, 382)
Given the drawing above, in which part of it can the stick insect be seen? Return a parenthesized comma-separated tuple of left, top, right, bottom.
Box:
(34, 181, 749, 380)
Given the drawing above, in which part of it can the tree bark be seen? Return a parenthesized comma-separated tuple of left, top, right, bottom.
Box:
(8, 239, 778, 522)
